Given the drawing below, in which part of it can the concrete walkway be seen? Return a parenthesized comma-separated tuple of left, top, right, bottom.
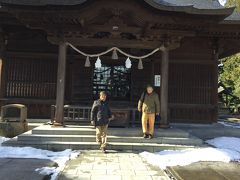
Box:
(58, 150, 169, 180)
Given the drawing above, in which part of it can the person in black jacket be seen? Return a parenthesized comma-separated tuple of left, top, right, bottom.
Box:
(90, 91, 114, 153)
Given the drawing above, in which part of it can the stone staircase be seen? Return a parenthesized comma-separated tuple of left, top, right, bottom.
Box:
(2, 125, 204, 152)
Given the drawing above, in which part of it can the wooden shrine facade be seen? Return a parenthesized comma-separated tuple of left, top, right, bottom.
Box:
(0, 0, 240, 124)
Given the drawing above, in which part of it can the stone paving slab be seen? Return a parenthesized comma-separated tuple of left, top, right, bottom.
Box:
(58, 150, 169, 180)
(0, 158, 55, 180)
(167, 161, 240, 180)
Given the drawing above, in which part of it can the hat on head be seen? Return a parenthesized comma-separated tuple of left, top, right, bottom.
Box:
(146, 84, 153, 88)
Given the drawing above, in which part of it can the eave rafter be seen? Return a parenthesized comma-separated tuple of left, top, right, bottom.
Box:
(196, 24, 240, 39)
(1, 0, 240, 51)
(3, 1, 199, 50)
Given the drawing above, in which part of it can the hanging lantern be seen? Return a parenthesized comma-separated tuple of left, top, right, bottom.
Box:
(112, 49, 118, 60)
(138, 58, 143, 70)
(125, 57, 132, 69)
(84, 56, 91, 67)
(95, 57, 102, 68)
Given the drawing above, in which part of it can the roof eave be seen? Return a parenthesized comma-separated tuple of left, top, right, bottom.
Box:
(0, 0, 236, 17)
(144, 0, 235, 16)
(220, 20, 240, 25)
(0, 0, 87, 6)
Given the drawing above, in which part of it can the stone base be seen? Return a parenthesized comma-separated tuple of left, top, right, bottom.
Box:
(0, 122, 28, 138)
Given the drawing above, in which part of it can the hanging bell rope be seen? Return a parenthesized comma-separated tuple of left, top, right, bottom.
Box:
(67, 42, 160, 60)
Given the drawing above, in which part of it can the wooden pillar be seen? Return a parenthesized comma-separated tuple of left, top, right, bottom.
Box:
(160, 47, 170, 127)
(212, 49, 219, 122)
(0, 33, 6, 99)
(54, 42, 67, 126)
(0, 58, 2, 93)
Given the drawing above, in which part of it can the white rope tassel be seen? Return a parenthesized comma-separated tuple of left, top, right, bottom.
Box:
(112, 48, 118, 60)
(84, 56, 91, 67)
(138, 59, 143, 70)
(125, 57, 132, 69)
(95, 57, 102, 68)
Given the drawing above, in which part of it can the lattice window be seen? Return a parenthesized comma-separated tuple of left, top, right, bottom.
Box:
(93, 65, 131, 100)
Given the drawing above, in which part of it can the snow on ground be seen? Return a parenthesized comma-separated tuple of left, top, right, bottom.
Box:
(0, 136, 9, 145)
(206, 137, 240, 153)
(218, 121, 240, 129)
(140, 137, 240, 169)
(0, 137, 80, 180)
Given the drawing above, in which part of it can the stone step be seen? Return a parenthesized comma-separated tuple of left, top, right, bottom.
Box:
(3, 137, 202, 152)
(32, 125, 190, 138)
(2, 125, 204, 152)
(28, 123, 44, 130)
(17, 132, 203, 146)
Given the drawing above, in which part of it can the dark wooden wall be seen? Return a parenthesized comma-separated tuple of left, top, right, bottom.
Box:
(168, 63, 215, 123)
(69, 58, 93, 103)
(0, 55, 57, 118)
(167, 37, 217, 123)
(4, 57, 57, 98)
(131, 61, 153, 102)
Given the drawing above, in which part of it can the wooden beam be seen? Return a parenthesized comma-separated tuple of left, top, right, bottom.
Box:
(169, 103, 215, 109)
(37, 24, 142, 35)
(0, 98, 55, 104)
(54, 42, 67, 126)
(5, 51, 58, 59)
(48, 36, 162, 49)
(160, 46, 169, 126)
(43, 24, 195, 36)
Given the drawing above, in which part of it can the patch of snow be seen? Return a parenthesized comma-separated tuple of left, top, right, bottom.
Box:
(35, 167, 58, 179)
(140, 137, 240, 169)
(0, 137, 80, 180)
(206, 137, 240, 153)
(219, 0, 226, 6)
(0, 136, 9, 145)
(218, 121, 240, 129)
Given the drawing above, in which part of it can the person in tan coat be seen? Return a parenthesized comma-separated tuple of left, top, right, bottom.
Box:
(138, 84, 160, 139)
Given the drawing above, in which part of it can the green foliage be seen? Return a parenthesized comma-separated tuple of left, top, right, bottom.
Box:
(219, 0, 240, 113)
(225, 0, 240, 11)
(220, 53, 240, 112)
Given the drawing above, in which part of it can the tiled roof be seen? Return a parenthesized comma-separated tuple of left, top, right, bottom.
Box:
(155, 0, 223, 9)
(223, 10, 240, 24)
(0, 0, 87, 6)
(0, 0, 228, 10)
(0, 0, 239, 22)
